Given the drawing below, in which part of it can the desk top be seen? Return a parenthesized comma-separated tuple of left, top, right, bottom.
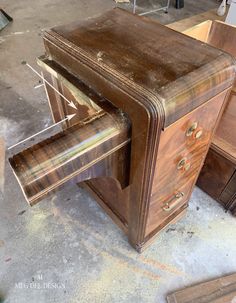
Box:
(43, 8, 236, 126)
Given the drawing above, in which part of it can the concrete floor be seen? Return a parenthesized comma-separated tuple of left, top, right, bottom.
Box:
(0, 0, 236, 302)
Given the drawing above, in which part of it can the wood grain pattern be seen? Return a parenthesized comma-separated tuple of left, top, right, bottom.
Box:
(39, 9, 236, 250)
(38, 57, 102, 129)
(213, 91, 236, 160)
(197, 149, 235, 201)
(219, 171, 236, 216)
(9, 110, 131, 206)
(145, 90, 228, 236)
(172, 19, 236, 217)
(171, 21, 236, 160)
(205, 22, 236, 215)
(43, 8, 235, 127)
(182, 20, 212, 42)
(0, 137, 5, 193)
(208, 21, 236, 58)
(85, 178, 130, 228)
(167, 8, 226, 32)
(8, 10, 235, 251)
(167, 273, 236, 303)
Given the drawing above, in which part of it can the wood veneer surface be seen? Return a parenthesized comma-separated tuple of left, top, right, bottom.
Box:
(9, 110, 131, 206)
(167, 273, 236, 303)
(43, 8, 235, 127)
(146, 90, 228, 236)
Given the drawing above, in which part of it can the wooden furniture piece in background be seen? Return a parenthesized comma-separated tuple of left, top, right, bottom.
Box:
(167, 273, 236, 303)
(9, 9, 236, 251)
(9, 101, 131, 206)
(0, 8, 12, 31)
(179, 20, 236, 216)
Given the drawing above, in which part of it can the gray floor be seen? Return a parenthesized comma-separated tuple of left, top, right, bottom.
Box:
(0, 0, 236, 302)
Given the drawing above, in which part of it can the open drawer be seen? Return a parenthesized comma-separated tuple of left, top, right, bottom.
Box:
(182, 20, 236, 58)
(180, 19, 236, 215)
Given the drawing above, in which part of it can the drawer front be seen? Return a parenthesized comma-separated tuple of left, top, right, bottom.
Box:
(146, 177, 195, 237)
(145, 90, 229, 237)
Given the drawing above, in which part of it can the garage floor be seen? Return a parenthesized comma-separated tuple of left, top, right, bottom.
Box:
(0, 0, 236, 302)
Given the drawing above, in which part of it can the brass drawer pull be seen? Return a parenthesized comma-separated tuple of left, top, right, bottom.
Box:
(186, 122, 198, 137)
(195, 128, 203, 139)
(162, 192, 185, 212)
(177, 157, 191, 171)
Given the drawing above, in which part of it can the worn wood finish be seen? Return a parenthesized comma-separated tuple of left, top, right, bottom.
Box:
(8, 9, 236, 251)
(146, 90, 228, 236)
(219, 171, 236, 215)
(9, 109, 131, 206)
(178, 19, 236, 216)
(38, 57, 103, 129)
(167, 273, 236, 303)
(37, 58, 132, 225)
(208, 21, 236, 58)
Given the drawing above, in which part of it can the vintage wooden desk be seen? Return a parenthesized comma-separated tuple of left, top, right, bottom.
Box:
(9, 9, 236, 251)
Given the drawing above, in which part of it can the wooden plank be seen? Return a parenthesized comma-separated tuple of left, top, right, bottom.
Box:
(9, 110, 131, 206)
(0, 8, 13, 31)
(182, 20, 212, 42)
(167, 273, 236, 303)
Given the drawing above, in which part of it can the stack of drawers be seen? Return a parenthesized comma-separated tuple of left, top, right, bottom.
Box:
(176, 20, 236, 216)
(9, 9, 236, 251)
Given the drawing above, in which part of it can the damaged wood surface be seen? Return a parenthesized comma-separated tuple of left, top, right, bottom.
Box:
(41, 9, 235, 250)
(8, 9, 236, 251)
(167, 273, 236, 303)
(167, 8, 226, 32)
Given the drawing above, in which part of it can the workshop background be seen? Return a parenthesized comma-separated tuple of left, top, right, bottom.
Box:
(0, 1, 235, 303)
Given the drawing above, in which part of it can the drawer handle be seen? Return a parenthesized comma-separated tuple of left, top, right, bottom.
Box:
(162, 192, 185, 212)
(177, 157, 191, 171)
(194, 128, 203, 139)
(186, 122, 198, 137)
